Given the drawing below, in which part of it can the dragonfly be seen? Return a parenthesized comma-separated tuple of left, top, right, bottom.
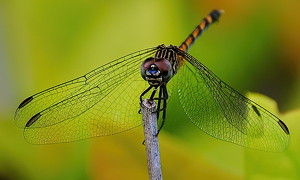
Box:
(15, 10, 290, 152)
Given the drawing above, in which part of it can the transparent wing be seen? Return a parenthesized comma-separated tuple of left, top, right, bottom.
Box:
(177, 52, 290, 152)
(15, 47, 158, 144)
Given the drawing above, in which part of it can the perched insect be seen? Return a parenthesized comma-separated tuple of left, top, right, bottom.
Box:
(15, 10, 290, 152)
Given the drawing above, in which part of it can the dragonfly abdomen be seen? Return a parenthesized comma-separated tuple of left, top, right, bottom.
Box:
(179, 9, 223, 52)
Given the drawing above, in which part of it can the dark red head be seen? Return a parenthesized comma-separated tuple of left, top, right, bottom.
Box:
(141, 57, 173, 87)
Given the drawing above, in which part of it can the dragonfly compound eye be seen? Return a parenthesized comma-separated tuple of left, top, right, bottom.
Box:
(141, 57, 156, 80)
(154, 58, 173, 83)
(141, 57, 173, 86)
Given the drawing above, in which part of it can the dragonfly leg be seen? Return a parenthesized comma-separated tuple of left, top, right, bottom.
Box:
(139, 86, 153, 114)
(140, 85, 153, 102)
(156, 85, 168, 136)
(141, 87, 161, 145)
(156, 86, 163, 119)
(163, 84, 169, 99)
(139, 85, 158, 113)
(149, 87, 158, 100)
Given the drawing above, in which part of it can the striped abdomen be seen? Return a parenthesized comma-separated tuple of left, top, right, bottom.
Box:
(179, 10, 223, 52)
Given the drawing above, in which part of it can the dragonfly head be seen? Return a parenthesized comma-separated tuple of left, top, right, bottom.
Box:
(141, 57, 173, 87)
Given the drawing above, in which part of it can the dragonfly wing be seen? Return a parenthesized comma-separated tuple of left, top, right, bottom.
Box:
(15, 47, 157, 144)
(177, 52, 290, 152)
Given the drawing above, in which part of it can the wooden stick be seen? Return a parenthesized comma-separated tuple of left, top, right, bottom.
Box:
(140, 99, 163, 180)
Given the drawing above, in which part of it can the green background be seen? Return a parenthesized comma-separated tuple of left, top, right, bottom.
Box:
(1, 0, 300, 179)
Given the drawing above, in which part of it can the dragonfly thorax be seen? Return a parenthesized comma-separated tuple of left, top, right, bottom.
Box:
(141, 57, 173, 87)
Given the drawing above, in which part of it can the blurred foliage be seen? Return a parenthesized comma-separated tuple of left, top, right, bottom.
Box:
(0, 0, 300, 179)
(244, 93, 300, 180)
